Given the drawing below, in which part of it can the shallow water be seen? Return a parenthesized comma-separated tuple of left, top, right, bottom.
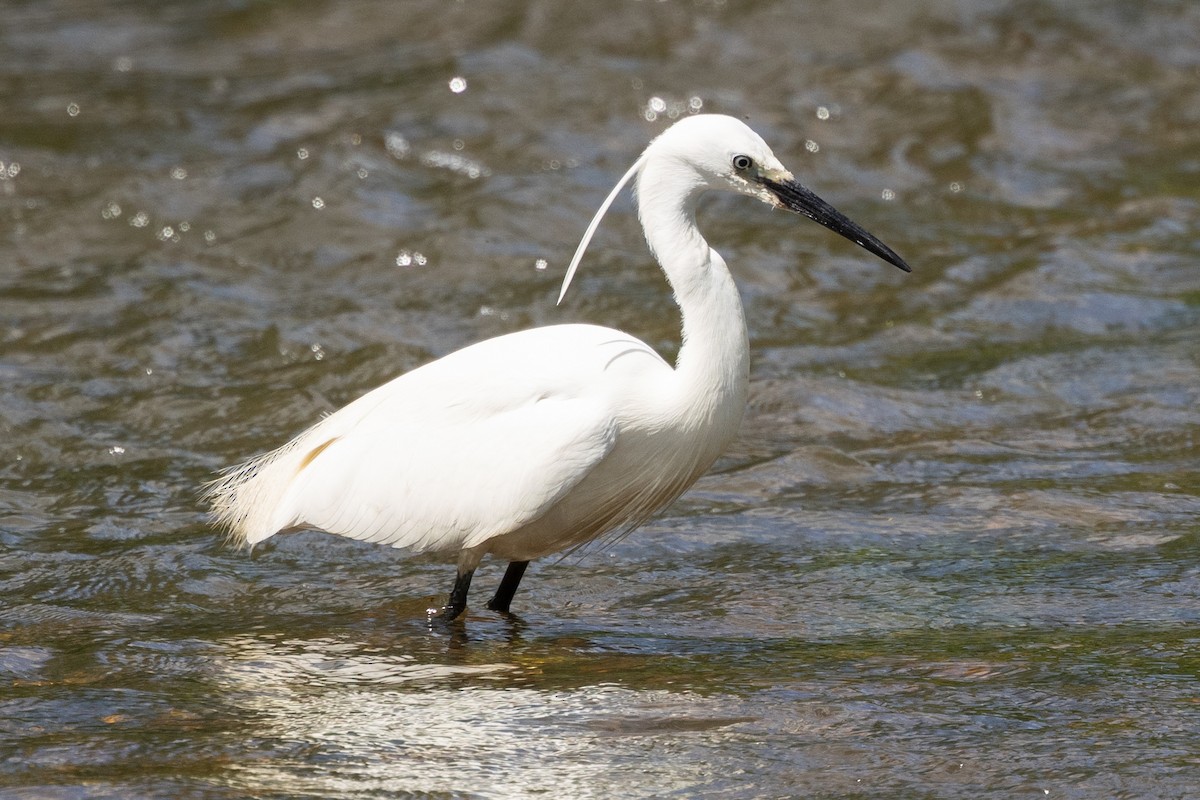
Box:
(2, 0, 1199, 797)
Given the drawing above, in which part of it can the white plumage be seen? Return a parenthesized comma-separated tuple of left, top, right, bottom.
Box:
(207, 114, 910, 621)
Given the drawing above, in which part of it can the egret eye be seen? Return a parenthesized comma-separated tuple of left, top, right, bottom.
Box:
(732, 154, 753, 171)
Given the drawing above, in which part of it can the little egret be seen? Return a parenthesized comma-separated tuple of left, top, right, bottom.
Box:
(207, 114, 911, 622)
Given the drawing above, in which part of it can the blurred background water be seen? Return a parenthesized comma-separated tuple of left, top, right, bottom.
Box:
(2, 1, 1199, 797)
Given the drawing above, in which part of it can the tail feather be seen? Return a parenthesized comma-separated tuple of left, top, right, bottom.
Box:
(203, 435, 313, 548)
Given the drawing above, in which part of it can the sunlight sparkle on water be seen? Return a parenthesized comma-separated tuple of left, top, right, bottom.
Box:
(396, 250, 427, 267)
(644, 95, 704, 122)
(385, 132, 411, 159)
(420, 150, 490, 179)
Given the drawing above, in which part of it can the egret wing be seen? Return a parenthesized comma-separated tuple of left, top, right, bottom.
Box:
(258, 391, 617, 553)
(206, 324, 664, 551)
(283, 393, 619, 551)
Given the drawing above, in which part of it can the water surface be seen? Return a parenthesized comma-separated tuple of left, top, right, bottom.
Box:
(2, 1, 1199, 797)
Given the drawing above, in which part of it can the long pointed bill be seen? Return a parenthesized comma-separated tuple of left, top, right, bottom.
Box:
(759, 177, 912, 273)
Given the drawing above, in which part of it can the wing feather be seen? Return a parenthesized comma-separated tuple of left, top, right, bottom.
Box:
(205, 326, 638, 553)
(277, 395, 617, 553)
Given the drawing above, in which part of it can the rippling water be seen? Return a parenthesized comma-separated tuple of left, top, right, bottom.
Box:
(2, 1, 1199, 797)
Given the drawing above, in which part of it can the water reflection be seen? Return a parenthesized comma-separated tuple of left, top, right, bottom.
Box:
(220, 634, 517, 686)
(216, 634, 751, 798)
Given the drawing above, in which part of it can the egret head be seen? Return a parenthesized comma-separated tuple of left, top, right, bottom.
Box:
(647, 115, 911, 275)
(558, 114, 910, 303)
(640, 114, 789, 200)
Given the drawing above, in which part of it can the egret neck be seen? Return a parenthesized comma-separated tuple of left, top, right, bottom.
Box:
(635, 154, 750, 441)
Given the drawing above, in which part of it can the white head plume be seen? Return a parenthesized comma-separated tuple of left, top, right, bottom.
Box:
(557, 153, 647, 305)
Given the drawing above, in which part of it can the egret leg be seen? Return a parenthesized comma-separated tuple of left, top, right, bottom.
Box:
(486, 560, 529, 613)
(432, 569, 474, 622)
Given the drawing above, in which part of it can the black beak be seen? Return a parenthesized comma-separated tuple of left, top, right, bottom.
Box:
(760, 177, 912, 273)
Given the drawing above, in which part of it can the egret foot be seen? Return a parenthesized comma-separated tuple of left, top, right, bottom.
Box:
(427, 568, 474, 624)
(486, 560, 529, 614)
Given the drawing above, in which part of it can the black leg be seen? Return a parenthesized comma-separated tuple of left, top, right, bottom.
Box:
(486, 560, 529, 613)
(430, 568, 474, 622)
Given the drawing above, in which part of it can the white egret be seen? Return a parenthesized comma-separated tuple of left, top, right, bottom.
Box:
(206, 114, 911, 622)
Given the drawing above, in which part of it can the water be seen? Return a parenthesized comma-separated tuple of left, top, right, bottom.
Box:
(2, 0, 1199, 797)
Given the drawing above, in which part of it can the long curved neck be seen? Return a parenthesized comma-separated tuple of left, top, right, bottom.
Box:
(636, 159, 750, 427)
